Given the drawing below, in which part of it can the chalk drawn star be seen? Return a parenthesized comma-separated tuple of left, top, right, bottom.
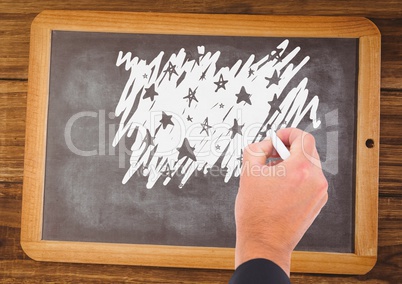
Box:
(160, 111, 174, 129)
(163, 62, 178, 80)
(183, 87, 198, 107)
(215, 144, 221, 150)
(271, 47, 284, 62)
(248, 69, 255, 78)
(143, 83, 159, 101)
(235, 86, 252, 105)
(265, 70, 281, 88)
(186, 115, 193, 122)
(219, 103, 225, 108)
(269, 99, 282, 114)
(143, 73, 148, 79)
(200, 117, 212, 135)
(214, 74, 228, 92)
(177, 138, 197, 161)
(161, 163, 174, 178)
(229, 118, 244, 139)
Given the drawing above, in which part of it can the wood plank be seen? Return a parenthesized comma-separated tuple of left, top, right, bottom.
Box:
(0, 2, 401, 88)
(0, 81, 26, 183)
(1, 0, 402, 17)
(372, 18, 402, 90)
(367, 245, 402, 283)
(378, 197, 402, 246)
(381, 91, 402, 115)
(380, 91, 402, 196)
(0, 13, 32, 79)
(0, 80, 27, 145)
(380, 165, 402, 197)
(0, 183, 22, 229)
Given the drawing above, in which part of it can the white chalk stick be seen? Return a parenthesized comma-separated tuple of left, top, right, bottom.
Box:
(269, 129, 290, 160)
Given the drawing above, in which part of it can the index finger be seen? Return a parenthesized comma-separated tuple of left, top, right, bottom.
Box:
(276, 128, 320, 162)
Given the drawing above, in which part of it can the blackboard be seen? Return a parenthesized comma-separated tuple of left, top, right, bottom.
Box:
(21, 11, 380, 274)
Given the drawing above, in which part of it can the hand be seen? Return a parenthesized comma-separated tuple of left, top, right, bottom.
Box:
(234, 128, 328, 276)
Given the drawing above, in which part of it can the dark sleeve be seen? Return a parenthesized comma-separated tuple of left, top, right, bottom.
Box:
(229, 258, 291, 284)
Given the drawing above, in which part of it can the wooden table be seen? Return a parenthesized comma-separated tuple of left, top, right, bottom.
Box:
(1, 1, 401, 283)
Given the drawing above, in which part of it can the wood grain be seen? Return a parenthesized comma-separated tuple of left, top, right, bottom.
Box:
(0, 81, 26, 183)
(380, 91, 402, 197)
(0, 0, 401, 283)
(1, 0, 402, 16)
(372, 18, 402, 90)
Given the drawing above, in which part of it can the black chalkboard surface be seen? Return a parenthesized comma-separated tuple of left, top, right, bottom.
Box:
(22, 11, 380, 274)
(44, 31, 357, 252)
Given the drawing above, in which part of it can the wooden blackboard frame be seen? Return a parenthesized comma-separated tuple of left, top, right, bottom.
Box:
(21, 10, 380, 274)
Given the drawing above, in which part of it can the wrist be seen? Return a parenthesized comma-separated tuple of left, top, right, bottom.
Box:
(235, 236, 292, 276)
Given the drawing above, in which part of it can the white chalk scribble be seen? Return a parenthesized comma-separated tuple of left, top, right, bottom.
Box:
(113, 39, 321, 188)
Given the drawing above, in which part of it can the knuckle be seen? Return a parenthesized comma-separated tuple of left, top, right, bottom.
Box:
(290, 160, 312, 183)
(323, 191, 329, 205)
(320, 177, 329, 191)
(316, 175, 329, 196)
(301, 132, 317, 154)
(300, 160, 312, 177)
(303, 132, 316, 145)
